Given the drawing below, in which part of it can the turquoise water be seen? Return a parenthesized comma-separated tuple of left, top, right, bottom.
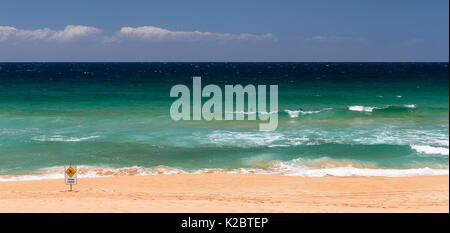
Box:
(0, 63, 448, 179)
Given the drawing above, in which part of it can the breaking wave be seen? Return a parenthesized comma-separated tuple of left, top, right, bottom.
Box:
(284, 108, 332, 118)
(411, 145, 449, 156)
(348, 105, 418, 113)
(1, 159, 448, 181)
(0, 165, 185, 181)
(348, 105, 379, 112)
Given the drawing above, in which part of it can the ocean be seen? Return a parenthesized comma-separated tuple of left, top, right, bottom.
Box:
(0, 62, 448, 180)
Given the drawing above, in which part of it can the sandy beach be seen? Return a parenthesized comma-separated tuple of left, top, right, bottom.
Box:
(0, 174, 448, 213)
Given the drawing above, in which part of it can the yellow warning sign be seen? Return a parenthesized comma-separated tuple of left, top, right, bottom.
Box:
(64, 165, 77, 186)
(66, 166, 76, 177)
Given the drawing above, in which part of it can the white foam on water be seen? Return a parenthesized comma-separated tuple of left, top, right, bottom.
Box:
(284, 108, 332, 118)
(32, 135, 100, 142)
(194, 125, 449, 149)
(1, 162, 448, 182)
(348, 104, 418, 112)
(348, 105, 378, 112)
(205, 130, 286, 147)
(223, 166, 449, 177)
(282, 166, 449, 177)
(0, 165, 186, 182)
(348, 105, 388, 112)
(411, 145, 449, 156)
(236, 158, 449, 177)
(285, 110, 301, 118)
(404, 104, 416, 108)
(351, 127, 449, 147)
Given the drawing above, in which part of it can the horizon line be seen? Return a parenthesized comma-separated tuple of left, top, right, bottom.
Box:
(0, 61, 449, 63)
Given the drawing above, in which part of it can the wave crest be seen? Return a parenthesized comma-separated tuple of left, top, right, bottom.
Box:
(1, 159, 448, 181)
(348, 105, 417, 113)
(284, 108, 332, 118)
(348, 105, 378, 112)
(411, 145, 449, 156)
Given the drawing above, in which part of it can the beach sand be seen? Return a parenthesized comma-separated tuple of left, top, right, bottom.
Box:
(0, 174, 448, 213)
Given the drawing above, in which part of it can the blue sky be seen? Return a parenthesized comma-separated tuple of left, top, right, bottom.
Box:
(0, 0, 448, 61)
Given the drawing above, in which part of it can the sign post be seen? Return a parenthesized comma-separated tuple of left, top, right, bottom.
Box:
(64, 165, 77, 191)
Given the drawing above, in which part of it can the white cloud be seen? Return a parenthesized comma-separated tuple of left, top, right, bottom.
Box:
(0, 25, 101, 42)
(117, 26, 273, 41)
(0, 25, 273, 44)
(306, 35, 355, 41)
(305, 35, 365, 42)
(48, 25, 101, 41)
